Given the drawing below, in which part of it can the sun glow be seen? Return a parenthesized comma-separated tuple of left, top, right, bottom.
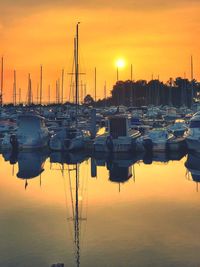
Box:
(116, 58, 126, 69)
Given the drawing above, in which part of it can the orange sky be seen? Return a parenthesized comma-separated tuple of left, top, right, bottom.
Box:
(0, 0, 200, 103)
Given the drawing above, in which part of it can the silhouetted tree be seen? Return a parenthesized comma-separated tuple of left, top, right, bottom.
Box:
(109, 78, 200, 107)
(83, 94, 94, 106)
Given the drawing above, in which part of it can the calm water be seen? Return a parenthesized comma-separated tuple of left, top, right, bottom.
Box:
(0, 149, 200, 267)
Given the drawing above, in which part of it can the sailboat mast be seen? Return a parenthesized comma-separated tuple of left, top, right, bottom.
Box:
(0, 57, 3, 106)
(13, 70, 16, 106)
(84, 83, 86, 100)
(28, 73, 32, 106)
(131, 64, 133, 107)
(56, 80, 58, 104)
(57, 78, 60, 104)
(191, 55, 194, 81)
(61, 69, 64, 104)
(19, 88, 21, 104)
(104, 81, 107, 108)
(94, 67, 97, 103)
(48, 84, 50, 104)
(75, 22, 80, 121)
(191, 55, 194, 106)
(40, 65, 43, 105)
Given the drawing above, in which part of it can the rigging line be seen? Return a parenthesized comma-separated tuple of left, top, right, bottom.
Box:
(62, 168, 68, 211)
(79, 168, 84, 244)
(63, 170, 75, 243)
(80, 165, 89, 247)
(75, 163, 80, 267)
(68, 165, 75, 221)
(62, 173, 74, 253)
(80, 166, 84, 217)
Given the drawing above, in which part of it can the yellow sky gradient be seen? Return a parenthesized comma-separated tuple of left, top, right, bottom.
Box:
(0, 1, 200, 103)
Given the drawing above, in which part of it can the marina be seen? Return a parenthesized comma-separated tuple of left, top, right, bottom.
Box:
(0, 103, 197, 154)
(1, 1, 200, 265)
(0, 101, 199, 266)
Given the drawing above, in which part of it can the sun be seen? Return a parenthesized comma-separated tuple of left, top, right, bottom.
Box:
(116, 58, 126, 68)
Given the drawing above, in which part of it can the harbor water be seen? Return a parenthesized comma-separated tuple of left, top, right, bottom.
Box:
(0, 150, 200, 267)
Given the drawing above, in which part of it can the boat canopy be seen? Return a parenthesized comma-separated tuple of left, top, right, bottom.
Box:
(18, 115, 46, 133)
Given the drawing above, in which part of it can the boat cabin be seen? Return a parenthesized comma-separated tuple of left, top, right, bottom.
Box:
(108, 115, 129, 139)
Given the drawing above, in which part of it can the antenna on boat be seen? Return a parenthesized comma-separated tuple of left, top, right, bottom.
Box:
(0, 56, 3, 106)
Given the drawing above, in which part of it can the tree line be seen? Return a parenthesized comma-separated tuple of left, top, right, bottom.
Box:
(85, 78, 200, 108)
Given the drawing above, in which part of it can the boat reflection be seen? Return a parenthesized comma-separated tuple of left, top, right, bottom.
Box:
(108, 160, 133, 184)
(16, 149, 49, 188)
(185, 151, 200, 191)
(2, 149, 18, 164)
(50, 151, 89, 165)
(143, 151, 186, 165)
(92, 153, 143, 190)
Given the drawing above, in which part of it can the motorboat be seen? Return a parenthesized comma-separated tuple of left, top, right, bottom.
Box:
(49, 127, 90, 151)
(167, 120, 188, 137)
(0, 113, 50, 150)
(185, 115, 200, 152)
(142, 128, 171, 152)
(94, 115, 141, 153)
(142, 127, 186, 152)
(15, 113, 50, 149)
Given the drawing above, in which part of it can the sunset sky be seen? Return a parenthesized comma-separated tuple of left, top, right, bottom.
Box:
(0, 0, 200, 103)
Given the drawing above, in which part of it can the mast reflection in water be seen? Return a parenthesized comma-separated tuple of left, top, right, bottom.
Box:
(0, 149, 200, 267)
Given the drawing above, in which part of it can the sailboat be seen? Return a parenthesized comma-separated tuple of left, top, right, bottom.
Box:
(49, 23, 90, 152)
